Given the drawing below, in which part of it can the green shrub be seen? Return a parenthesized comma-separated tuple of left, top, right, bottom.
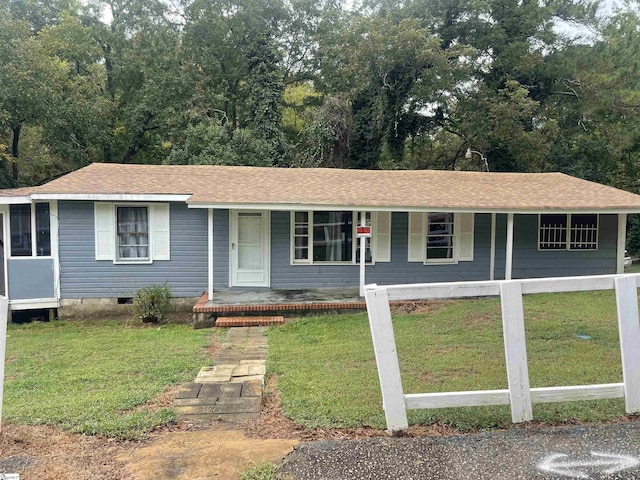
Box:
(136, 284, 172, 323)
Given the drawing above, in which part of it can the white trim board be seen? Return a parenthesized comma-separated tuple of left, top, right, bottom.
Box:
(9, 298, 59, 310)
(187, 202, 640, 214)
(31, 193, 191, 202)
(0, 197, 31, 205)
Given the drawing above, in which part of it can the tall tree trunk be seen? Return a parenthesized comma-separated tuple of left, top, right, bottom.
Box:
(11, 123, 21, 180)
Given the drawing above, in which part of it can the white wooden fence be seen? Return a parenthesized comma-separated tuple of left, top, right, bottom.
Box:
(364, 274, 640, 433)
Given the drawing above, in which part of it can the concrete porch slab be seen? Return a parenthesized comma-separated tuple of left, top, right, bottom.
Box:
(193, 287, 367, 315)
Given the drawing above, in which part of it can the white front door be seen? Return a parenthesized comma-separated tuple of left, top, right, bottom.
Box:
(230, 210, 270, 287)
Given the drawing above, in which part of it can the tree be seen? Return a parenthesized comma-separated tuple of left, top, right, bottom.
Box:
(0, 15, 66, 182)
(165, 121, 274, 166)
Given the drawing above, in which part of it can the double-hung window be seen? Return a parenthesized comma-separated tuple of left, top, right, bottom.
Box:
(9, 202, 51, 257)
(291, 211, 389, 264)
(426, 212, 455, 262)
(95, 203, 170, 263)
(116, 206, 150, 261)
(538, 214, 598, 251)
(408, 212, 474, 264)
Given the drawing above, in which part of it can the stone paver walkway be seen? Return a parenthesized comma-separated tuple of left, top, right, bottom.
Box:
(173, 326, 268, 425)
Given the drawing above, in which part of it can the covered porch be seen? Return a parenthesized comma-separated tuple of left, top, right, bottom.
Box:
(192, 287, 370, 327)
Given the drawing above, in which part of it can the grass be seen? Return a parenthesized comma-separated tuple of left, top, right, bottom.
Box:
(238, 463, 281, 480)
(268, 290, 628, 431)
(625, 263, 640, 274)
(3, 319, 214, 439)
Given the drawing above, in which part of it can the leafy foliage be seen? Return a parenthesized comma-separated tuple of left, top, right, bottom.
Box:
(136, 284, 173, 323)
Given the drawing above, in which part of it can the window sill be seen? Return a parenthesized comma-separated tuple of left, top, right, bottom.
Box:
(113, 259, 153, 265)
(538, 248, 599, 252)
(290, 261, 376, 266)
(424, 259, 458, 265)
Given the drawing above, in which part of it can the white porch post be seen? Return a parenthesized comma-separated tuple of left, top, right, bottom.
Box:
(505, 213, 514, 280)
(490, 213, 496, 281)
(617, 213, 627, 274)
(208, 208, 214, 300)
(359, 211, 366, 297)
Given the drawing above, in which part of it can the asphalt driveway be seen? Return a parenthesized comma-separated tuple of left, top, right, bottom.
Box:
(281, 421, 640, 480)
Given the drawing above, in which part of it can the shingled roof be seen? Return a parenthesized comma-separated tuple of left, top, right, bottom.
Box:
(5, 163, 640, 212)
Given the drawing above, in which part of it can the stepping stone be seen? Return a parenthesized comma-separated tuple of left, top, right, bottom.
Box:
(174, 397, 218, 407)
(220, 383, 242, 397)
(229, 375, 263, 383)
(213, 397, 261, 414)
(199, 384, 222, 398)
(174, 405, 215, 416)
(175, 383, 202, 399)
(241, 380, 263, 397)
(215, 316, 284, 327)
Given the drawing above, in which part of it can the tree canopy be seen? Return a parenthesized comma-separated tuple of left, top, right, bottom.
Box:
(1, 0, 640, 205)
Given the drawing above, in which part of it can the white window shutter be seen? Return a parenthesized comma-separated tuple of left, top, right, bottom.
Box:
(152, 204, 171, 261)
(408, 212, 424, 262)
(94, 202, 114, 261)
(374, 212, 392, 262)
(457, 213, 474, 261)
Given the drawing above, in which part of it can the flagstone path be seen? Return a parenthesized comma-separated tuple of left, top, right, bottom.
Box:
(172, 326, 268, 425)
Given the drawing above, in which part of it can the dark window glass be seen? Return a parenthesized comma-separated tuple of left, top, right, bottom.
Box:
(539, 214, 568, 250)
(427, 213, 454, 260)
(313, 211, 352, 262)
(570, 214, 598, 250)
(10, 204, 31, 256)
(35, 203, 51, 256)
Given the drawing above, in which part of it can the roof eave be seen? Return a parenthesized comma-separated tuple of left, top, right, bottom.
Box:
(186, 201, 640, 214)
(29, 193, 192, 202)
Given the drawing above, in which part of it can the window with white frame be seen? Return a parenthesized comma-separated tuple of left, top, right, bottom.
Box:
(94, 202, 170, 263)
(408, 212, 474, 264)
(291, 211, 389, 264)
(538, 214, 598, 251)
(9, 202, 51, 257)
(426, 212, 455, 262)
(116, 206, 150, 260)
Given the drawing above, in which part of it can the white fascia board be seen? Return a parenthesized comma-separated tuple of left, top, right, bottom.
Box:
(0, 196, 32, 204)
(186, 202, 640, 214)
(30, 193, 191, 202)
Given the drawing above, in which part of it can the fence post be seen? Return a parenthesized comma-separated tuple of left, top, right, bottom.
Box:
(500, 281, 533, 422)
(615, 275, 640, 413)
(0, 296, 8, 431)
(364, 287, 408, 433)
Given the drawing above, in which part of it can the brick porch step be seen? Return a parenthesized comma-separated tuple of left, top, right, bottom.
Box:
(215, 316, 285, 327)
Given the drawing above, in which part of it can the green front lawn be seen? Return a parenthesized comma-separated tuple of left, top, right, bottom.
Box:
(4, 319, 213, 439)
(268, 291, 627, 431)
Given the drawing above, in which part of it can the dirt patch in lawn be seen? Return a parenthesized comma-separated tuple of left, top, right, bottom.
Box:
(119, 424, 297, 480)
(391, 300, 454, 316)
(0, 424, 131, 480)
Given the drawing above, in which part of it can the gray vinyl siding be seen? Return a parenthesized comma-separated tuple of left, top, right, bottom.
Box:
(270, 212, 493, 288)
(58, 201, 208, 298)
(493, 214, 618, 279)
(8, 258, 55, 300)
